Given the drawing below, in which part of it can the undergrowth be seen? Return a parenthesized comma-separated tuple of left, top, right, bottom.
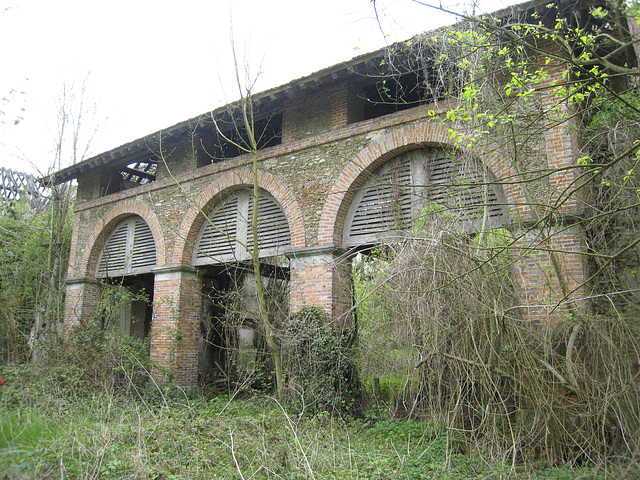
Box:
(354, 215, 640, 469)
(0, 363, 629, 479)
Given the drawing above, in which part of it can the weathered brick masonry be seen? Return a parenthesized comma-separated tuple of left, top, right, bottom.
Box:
(52, 6, 589, 385)
(151, 266, 201, 385)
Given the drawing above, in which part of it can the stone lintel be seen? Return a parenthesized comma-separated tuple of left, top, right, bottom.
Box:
(286, 245, 347, 267)
(65, 276, 101, 290)
(152, 264, 200, 282)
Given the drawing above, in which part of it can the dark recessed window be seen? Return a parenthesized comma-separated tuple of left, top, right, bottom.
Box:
(359, 72, 427, 121)
(198, 113, 282, 166)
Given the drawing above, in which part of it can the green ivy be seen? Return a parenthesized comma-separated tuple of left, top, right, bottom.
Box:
(281, 307, 362, 415)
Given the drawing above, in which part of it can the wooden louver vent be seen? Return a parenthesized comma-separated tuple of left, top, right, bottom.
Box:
(348, 157, 413, 240)
(193, 190, 290, 265)
(344, 148, 506, 246)
(97, 216, 156, 277)
(247, 196, 291, 251)
(425, 151, 505, 224)
(194, 197, 239, 262)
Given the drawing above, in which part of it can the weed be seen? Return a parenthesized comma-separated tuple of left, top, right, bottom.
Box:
(0, 362, 624, 479)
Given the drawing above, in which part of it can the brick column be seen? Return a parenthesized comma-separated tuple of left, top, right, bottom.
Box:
(509, 53, 588, 323)
(513, 224, 587, 324)
(63, 277, 102, 335)
(330, 83, 350, 129)
(539, 55, 583, 215)
(287, 246, 352, 325)
(151, 265, 202, 385)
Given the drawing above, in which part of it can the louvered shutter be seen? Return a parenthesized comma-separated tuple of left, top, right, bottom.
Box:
(130, 219, 156, 270)
(346, 157, 413, 244)
(246, 195, 291, 255)
(193, 190, 290, 266)
(344, 148, 506, 246)
(97, 216, 156, 277)
(426, 153, 505, 225)
(97, 222, 129, 276)
(193, 197, 239, 264)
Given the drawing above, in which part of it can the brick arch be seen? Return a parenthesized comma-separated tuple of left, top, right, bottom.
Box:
(173, 167, 306, 264)
(79, 198, 167, 277)
(318, 121, 528, 246)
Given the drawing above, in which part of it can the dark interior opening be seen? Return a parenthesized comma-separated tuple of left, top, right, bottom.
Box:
(198, 113, 282, 167)
(198, 261, 289, 387)
(359, 71, 428, 120)
(103, 273, 154, 340)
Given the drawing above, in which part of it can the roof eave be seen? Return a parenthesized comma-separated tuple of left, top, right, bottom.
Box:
(42, 0, 578, 185)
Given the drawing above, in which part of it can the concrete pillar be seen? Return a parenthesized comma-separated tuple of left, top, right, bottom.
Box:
(287, 246, 352, 324)
(63, 277, 102, 335)
(151, 265, 202, 385)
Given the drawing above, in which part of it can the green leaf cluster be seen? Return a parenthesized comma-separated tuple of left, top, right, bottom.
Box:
(280, 307, 361, 415)
(0, 200, 73, 363)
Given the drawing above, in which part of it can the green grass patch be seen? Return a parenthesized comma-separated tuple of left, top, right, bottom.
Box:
(0, 377, 626, 479)
(0, 409, 59, 478)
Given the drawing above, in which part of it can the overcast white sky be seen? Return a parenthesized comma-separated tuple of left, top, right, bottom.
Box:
(0, 0, 520, 176)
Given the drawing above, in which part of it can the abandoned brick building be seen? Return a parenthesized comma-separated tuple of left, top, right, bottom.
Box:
(48, 0, 598, 385)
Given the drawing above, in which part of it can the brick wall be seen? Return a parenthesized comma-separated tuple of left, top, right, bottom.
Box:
(63, 279, 102, 335)
(64, 60, 586, 384)
(539, 54, 584, 216)
(283, 86, 336, 143)
(150, 267, 201, 385)
(288, 247, 352, 324)
(506, 51, 587, 323)
(513, 225, 587, 323)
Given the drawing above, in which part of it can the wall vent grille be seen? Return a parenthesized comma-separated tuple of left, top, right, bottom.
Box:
(97, 216, 156, 277)
(194, 190, 290, 265)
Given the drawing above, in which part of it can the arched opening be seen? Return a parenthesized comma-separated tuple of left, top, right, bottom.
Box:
(193, 188, 291, 264)
(343, 146, 509, 415)
(97, 215, 156, 277)
(343, 147, 506, 247)
(96, 215, 156, 342)
(192, 188, 291, 386)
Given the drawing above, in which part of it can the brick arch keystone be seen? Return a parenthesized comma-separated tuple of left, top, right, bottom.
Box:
(79, 198, 167, 278)
(318, 121, 528, 246)
(173, 167, 306, 264)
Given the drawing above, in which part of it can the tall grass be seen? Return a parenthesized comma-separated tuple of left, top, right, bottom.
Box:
(0, 363, 620, 479)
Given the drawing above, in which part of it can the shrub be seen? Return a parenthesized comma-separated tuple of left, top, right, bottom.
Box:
(280, 307, 362, 415)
